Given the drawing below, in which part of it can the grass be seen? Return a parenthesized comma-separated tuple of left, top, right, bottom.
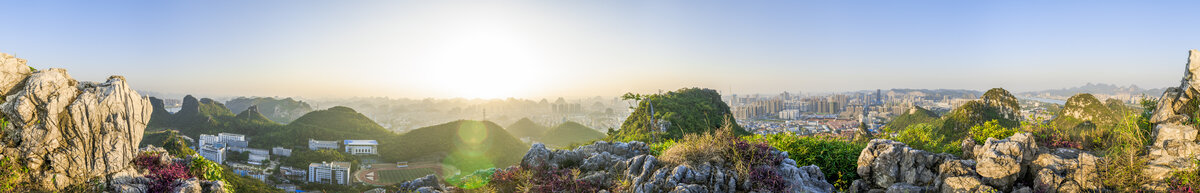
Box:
(746, 133, 865, 190)
(374, 168, 438, 184)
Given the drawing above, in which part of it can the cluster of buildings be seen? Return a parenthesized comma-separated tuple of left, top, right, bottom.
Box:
(729, 89, 984, 136)
(303, 139, 378, 185)
(189, 132, 384, 187)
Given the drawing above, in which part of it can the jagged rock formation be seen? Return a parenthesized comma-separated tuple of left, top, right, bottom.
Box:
(1144, 49, 1200, 191)
(397, 141, 835, 193)
(0, 53, 152, 191)
(852, 133, 1102, 192)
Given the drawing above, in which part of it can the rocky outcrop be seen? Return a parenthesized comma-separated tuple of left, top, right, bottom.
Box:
(852, 133, 1102, 192)
(1144, 49, 1200, 191)
(0, 53, 152, 191)
(401, 140, 834, 193)
(109, 146, 230, 193)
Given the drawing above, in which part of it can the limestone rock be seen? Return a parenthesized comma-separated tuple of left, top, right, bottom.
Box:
(1030, 148, 1102, 193)
(857, 139, 951, 190)
(170, 178, 202, 193)
(972, 133, 1037, 190)
(1142, 49, 1200, 191)
(0, 52, 32, 96)
(0, 64, 151, 191)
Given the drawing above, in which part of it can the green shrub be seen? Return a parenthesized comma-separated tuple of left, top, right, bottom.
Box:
(746, 133, 865, 190)
(446, 168, 497, 189)
(968, 120, 1018, 144)
(648, 139, 675, 156)
(889, 123, 961, 156)
(189, 157, 224, 182)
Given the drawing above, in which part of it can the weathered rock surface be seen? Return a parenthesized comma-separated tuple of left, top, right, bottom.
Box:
(853, 132, 1099, 192)
(404, 141, 834, 193)
(1030, 148, 1102, 193)
(1143, 49, 1200, 191)
(972, 133, 1037, 190)
(0, 53, 152, 191)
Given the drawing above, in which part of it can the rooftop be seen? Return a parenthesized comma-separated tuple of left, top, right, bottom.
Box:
(344, 140, 378, 145)
(309, 161, 351, 169)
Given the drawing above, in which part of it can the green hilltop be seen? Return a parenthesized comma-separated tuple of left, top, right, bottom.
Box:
(540, 121, 606, 147)
(608, 88, 748, 142)
(505, 118, 550, 139)
(379, 120, 529, 174)
(883, 105, 939, 132)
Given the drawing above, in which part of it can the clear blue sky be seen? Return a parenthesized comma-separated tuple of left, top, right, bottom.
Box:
(0, 1, 1197, 99)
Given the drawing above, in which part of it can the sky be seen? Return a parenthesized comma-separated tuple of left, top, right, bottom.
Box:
(0, 1, 1198, 99)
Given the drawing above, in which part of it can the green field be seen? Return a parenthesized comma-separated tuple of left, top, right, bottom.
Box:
(373, 168, 438, 184)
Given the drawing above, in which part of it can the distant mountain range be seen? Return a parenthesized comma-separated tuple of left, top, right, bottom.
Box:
(1019, 83, 1166, 100)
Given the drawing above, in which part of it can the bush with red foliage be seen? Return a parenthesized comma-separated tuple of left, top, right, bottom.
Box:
(133, 152, 194, 192)
(1038, 133, 1082, 149)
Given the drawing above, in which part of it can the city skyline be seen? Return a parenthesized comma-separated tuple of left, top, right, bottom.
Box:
(2, 1, 1198, 99)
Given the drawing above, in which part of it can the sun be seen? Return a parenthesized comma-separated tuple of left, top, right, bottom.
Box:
(415, 21, 550, 99)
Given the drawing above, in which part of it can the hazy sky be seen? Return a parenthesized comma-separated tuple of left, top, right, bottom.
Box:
(1, 1, 1198, 99)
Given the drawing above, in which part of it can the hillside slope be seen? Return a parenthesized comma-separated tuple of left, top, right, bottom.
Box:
(505, 118, 550, 140)
(379, 120, 528, 175)
(540, 121, 606, 147)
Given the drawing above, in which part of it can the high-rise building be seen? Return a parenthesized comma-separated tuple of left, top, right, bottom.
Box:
(199, 144, 226, 164)
(308, 161, 351, 185)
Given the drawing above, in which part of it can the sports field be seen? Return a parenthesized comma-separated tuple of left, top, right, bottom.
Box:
(357, 162, 443, 186)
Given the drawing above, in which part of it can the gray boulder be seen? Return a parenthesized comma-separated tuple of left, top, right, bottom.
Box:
(972, 133, 1037, 190)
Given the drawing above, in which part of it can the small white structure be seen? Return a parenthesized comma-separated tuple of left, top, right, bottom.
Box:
(198, 144, 227, 164)
(272, 147, 292, 157)
(308, 139, 339, 150)
(308, 161, 351, 185)
(343, 140, 378, 155)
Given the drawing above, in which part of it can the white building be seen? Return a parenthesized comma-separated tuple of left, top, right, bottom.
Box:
(198, 144, 227, 164)
(248, 153, 269, 165)
(218, 133, 245, 142)
(198, 134, 219, 148)
(308, 139, 339, 150)
(272, 147, 292, 157)
(308, 161, 351, 185)
(343, 140, 378, 155)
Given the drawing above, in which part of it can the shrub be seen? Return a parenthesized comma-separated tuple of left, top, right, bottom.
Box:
(888, 123, 961, 156)
(189, 156, 224, 182)
(147, 162, 191, 193)
(746, 133, 865, 190)
(658, 128, 736, 167)
(1167, 161, 1200, 193)
(968, 120, 1018, 144)
(447, 168, 496, 189)
(485, 166, 603, 192)
(648, 139, 675, 156)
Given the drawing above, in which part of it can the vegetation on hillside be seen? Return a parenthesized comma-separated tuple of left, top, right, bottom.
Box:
(539, 121, 606, 148)
(378, 120, 529, 176)
(505, 118, 550, 140)
(882, 105, 939, 132)
(225, 97, 314, 124)
(887, 123, 962, 156)
(1045, 93, 1120, 149)
(607, 88, 748, 142)
(162, 131, 197, 157)
(746, 134, 865, 190)
(280, 149, 358, 169)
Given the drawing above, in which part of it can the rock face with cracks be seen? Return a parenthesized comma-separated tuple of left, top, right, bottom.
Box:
(0, 52, 152, 191)
(851, 133, 1103, 193)
(1144, 49, 1200, 191)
